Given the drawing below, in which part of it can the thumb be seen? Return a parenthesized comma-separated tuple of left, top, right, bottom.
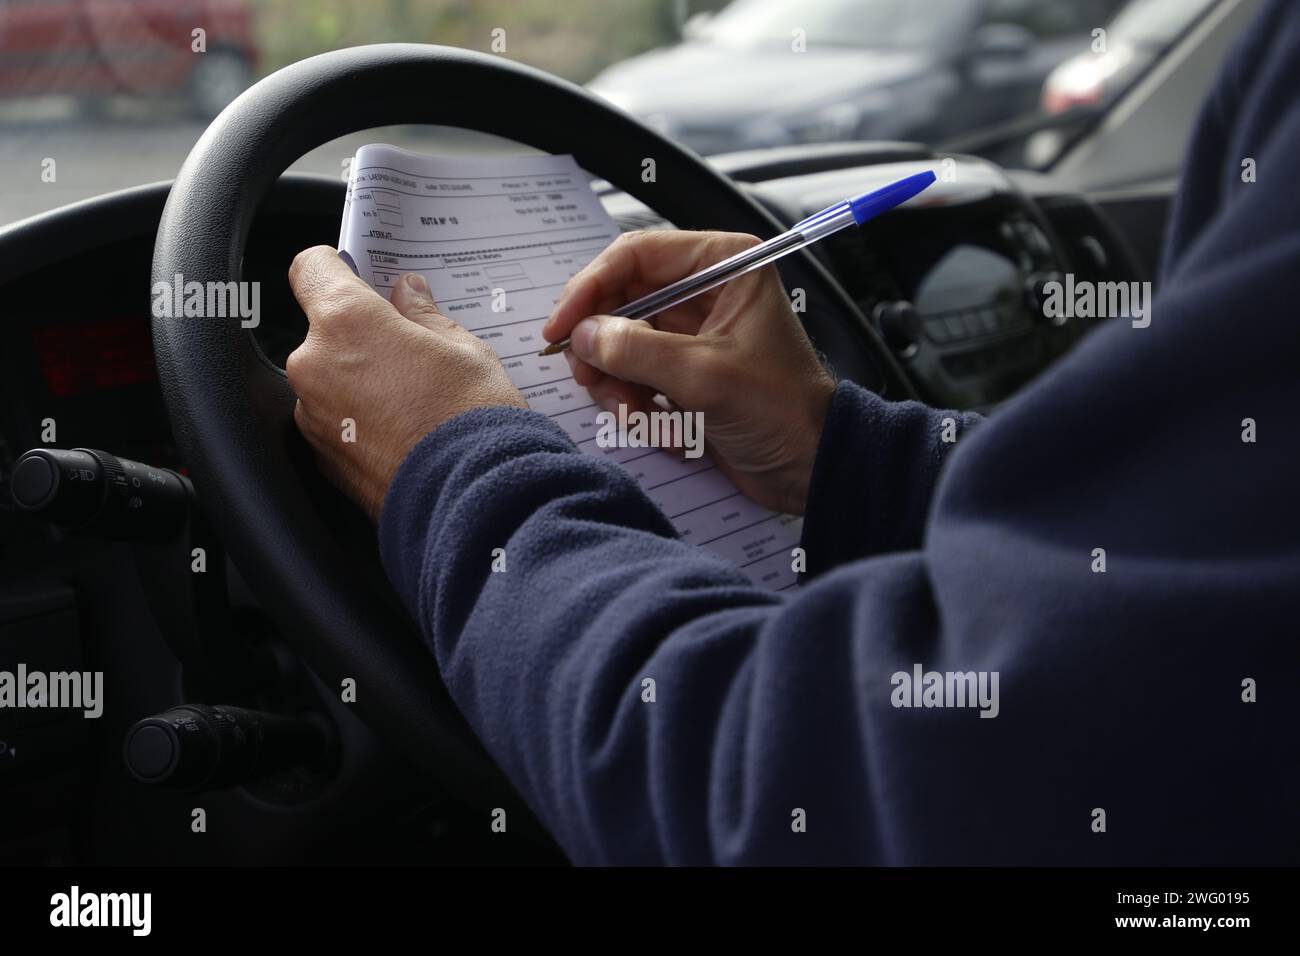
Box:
(569, 315, 702, 398)
(390, 273, 455, 332)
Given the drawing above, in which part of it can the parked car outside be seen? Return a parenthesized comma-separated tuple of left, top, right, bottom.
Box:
(587, 0, 1128, 155)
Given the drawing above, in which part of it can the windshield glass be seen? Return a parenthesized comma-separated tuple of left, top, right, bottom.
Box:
(1108, 0, 1218, 45)
(0, 0, 1227, 227)
(694, 0, 966, 50)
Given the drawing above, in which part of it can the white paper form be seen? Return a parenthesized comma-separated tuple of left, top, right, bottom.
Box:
(339, 144, 801, 591)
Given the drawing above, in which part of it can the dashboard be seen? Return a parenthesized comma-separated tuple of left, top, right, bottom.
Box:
(0, 150, 1144, 470)
(0, 151, 1148, 542)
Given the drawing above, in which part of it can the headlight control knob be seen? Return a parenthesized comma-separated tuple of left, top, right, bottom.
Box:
(11, 447, 190, 540)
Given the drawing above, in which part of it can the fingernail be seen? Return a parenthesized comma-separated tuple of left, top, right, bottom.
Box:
(570, 318, 598, 358)
(405, 273, 430, 296)
(562, 349, 578, 373)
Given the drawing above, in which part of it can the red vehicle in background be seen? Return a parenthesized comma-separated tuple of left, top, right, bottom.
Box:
(0, 0, 257, 117)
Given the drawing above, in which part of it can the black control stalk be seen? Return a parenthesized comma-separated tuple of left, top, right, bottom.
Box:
(10, 447, 190, 540)
(124, 704, 330, 790)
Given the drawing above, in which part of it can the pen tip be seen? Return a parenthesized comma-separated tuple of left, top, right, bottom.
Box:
(539, 340, 568, 356)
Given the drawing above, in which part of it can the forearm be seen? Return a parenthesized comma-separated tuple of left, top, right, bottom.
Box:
(377, 390, 980, 861)
(378, 406, 790, 861)
(375, 371, 1290, 866)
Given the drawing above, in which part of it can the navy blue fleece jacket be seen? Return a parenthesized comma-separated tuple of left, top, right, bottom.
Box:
(379, 0, 1300, 865)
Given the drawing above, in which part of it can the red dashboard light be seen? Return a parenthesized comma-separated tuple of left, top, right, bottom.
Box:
(32, 317, 157, 398)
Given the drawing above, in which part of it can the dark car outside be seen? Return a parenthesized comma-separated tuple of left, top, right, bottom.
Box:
(587, 0, 1128, 155)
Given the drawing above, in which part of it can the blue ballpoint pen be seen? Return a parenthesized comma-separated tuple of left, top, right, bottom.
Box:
(539, 169, 937, 356)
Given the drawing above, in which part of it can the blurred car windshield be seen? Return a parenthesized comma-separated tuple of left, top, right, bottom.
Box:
(693, 0, 963, 50)
(0, 0, 1226, 227)
(1108, 0, 1218, 44)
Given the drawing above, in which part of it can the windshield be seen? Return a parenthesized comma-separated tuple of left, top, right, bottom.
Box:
(1107, 0, 1218, 45)
(0, 0, 1230, 227)
(694, 0, 967, 50)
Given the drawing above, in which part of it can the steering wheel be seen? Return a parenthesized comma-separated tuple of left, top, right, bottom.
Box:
(150, 43, 911, 832)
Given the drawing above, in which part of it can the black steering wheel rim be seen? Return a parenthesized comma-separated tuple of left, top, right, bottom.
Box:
(150, 43, 908, 823)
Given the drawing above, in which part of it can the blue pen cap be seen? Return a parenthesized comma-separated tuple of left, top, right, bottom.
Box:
(848, 170, 937, 225)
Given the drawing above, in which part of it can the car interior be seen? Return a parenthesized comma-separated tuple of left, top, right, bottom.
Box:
(0, 0, 1256, 865)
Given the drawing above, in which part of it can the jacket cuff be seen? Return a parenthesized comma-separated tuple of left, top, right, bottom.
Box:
(377, 405, 576, 617)
(800, 380, 975, 578)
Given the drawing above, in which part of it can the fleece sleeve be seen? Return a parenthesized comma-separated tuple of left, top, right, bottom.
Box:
(799, 381, 980, 578)
(377, 393, 954, 864)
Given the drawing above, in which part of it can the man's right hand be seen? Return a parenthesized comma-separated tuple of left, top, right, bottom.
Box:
(543, 230, 835, 516)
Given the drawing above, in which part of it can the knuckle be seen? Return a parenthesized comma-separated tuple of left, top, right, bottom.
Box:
(611, 230, 645, 249)
(598, 318, 636, 372)
(611, 229, 656, 259)
(289, 245, 331, 280)
(312, 288, 367, 328)
(410, 300, 446, 324)
(314, 293, 350, 325)
(287, 250, 310, 281)
(284, 344, 311, 386)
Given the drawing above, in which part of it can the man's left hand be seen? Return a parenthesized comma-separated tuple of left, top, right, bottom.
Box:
(286, 245, 526, 522)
